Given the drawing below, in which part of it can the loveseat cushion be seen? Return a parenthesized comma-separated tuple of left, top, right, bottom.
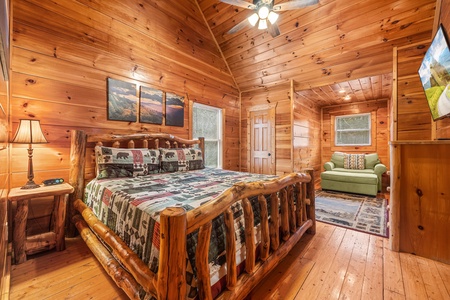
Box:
(330, 152, 345, 168)
(321, 171, 378, 185)
(365, 153, 381, 169)
(331, 168, 375, 175)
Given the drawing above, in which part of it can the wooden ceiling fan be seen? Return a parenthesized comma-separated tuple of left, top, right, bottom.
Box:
(221, 0, 319, 37)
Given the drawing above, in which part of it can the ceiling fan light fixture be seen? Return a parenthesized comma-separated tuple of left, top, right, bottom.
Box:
(268, 11, 279, 24)
(248, 13, 259, 26)
(258, 18, 268, 30)
(258, 6, 270, 19)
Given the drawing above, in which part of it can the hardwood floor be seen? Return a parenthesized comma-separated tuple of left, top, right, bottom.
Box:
(9, 222, 450, 300)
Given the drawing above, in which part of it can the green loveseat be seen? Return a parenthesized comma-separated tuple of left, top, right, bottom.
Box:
(320, 152, 387, 196)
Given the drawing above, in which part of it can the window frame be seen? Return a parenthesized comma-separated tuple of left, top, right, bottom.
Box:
(334, 113, 372, 146)
(330, 111, 377, 152)
(192, 102, 223, 168)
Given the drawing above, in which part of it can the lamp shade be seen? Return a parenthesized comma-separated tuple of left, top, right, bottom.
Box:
(12, 119, 48, 144)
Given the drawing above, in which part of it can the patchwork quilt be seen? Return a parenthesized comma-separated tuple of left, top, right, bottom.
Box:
(84, 168, 278, 297)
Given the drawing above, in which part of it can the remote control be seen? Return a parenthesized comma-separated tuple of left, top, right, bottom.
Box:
(43, 178, 65, 186)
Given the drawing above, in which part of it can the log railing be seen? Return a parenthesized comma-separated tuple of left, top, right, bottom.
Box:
(69, 130, 316, 300)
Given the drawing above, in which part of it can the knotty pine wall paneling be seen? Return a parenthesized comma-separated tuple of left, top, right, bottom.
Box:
(293, 92, 321, 186)
(395, 44, 433, 140)
(241, 84, 321, 178)
(10, 0, 240, 189)
(241, 85, 291, 176)
(321, 100, 390, 170)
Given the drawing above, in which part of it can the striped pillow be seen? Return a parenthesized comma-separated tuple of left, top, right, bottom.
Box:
(344, 154, 365, 170)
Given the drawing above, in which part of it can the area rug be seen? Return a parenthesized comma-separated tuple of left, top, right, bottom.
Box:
(315, 190, 388, 237)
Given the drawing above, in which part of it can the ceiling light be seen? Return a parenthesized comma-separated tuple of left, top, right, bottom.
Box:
(339, 89, 345, 94)
(248, 13, 259, 26)
(344, 95, 351, 100)
(258, 19, 268, 30)
(258, 6, 270, 19)
(268, 11, 279, 24)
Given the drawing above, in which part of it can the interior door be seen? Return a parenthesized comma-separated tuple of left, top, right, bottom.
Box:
(250, 108, 275, 174)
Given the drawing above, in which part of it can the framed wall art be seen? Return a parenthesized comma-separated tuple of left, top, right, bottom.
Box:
(165, 92, 184, 127)
(107, 78, 138, 122)
(139, 86, 163, 124)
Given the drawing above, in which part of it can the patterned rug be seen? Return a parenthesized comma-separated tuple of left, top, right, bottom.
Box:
(315, 190, 388, 237)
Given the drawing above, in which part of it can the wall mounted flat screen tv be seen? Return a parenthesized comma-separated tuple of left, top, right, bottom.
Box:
(418, 24, 450, 121)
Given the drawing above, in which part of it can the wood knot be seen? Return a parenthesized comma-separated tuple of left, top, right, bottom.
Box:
(416, 188, 423, 197)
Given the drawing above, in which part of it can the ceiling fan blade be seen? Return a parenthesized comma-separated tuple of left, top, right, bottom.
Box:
(273, 0, 319, 11)
(267, 21, 280, 38)
(220, 0, 257, 10)
(227, 18, 251, 34)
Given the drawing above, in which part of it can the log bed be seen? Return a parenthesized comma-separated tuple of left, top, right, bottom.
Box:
(67, 129, 316, 300)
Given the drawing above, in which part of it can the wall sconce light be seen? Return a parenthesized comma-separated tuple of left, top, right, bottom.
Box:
(11, 119, 48, 189)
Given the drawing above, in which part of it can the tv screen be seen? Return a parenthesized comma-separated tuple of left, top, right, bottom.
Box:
(418, 24, 450, 121)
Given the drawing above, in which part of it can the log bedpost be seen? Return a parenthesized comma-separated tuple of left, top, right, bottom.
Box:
(67, 130, 87, 237)
(305, 169, 316, 234)
(157, 207, 187, 300)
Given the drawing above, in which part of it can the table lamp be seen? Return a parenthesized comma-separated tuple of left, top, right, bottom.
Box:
(11, 119, 48, 189)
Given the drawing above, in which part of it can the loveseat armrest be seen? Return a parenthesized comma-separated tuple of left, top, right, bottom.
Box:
(374, 163, 387, 176)
(324, 161, 335, 171)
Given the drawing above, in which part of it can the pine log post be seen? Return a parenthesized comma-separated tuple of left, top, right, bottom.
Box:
(242, 197, 256, 273)
(157, 207, 187, 299)
(305, 169, 316, 234)
(224, 208, 237, 289)
(67, 130, 87, 237)
(195, 222, 213, 300)
(269, 192, 279, 251)
(258, 195, 270, 261)
(279, 188, 290, 241)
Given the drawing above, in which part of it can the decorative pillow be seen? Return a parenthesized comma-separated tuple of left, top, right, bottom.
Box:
(160, 148, 204, 172)
(95, 146, 160, 179)
(343, 154, 365, 170)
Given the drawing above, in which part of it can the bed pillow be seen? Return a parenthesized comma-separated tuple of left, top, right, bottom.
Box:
(160, 148, 204, 172)
(95, 146, 160, 179)
(343, 153, 365, 170)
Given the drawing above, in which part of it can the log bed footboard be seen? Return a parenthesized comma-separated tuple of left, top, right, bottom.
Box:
(68, 130, 316, 300)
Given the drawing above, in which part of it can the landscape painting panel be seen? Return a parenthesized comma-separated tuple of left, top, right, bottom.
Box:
(165, 93, 184, 127)
(140, 86, 163, 124)
(107, 78, 138, 122)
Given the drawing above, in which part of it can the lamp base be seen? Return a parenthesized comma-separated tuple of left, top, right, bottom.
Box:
(21, 180, 41, 189)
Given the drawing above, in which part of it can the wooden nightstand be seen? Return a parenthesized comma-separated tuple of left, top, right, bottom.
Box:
(8, 183, 74, 264)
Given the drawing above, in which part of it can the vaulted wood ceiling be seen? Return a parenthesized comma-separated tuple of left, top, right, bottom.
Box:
(197, 0, 436, 106)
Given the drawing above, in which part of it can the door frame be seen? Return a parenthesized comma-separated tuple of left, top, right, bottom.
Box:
(247, 103, 276, 174)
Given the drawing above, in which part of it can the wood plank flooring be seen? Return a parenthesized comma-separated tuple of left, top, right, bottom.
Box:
(9, 222, 450, 300)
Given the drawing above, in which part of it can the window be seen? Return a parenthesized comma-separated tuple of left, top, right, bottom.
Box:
(192, 103, 222, 168)
(335, 113, 371, 146)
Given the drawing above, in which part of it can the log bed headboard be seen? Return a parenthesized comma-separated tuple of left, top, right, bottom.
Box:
(67, 129, 316, 300)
